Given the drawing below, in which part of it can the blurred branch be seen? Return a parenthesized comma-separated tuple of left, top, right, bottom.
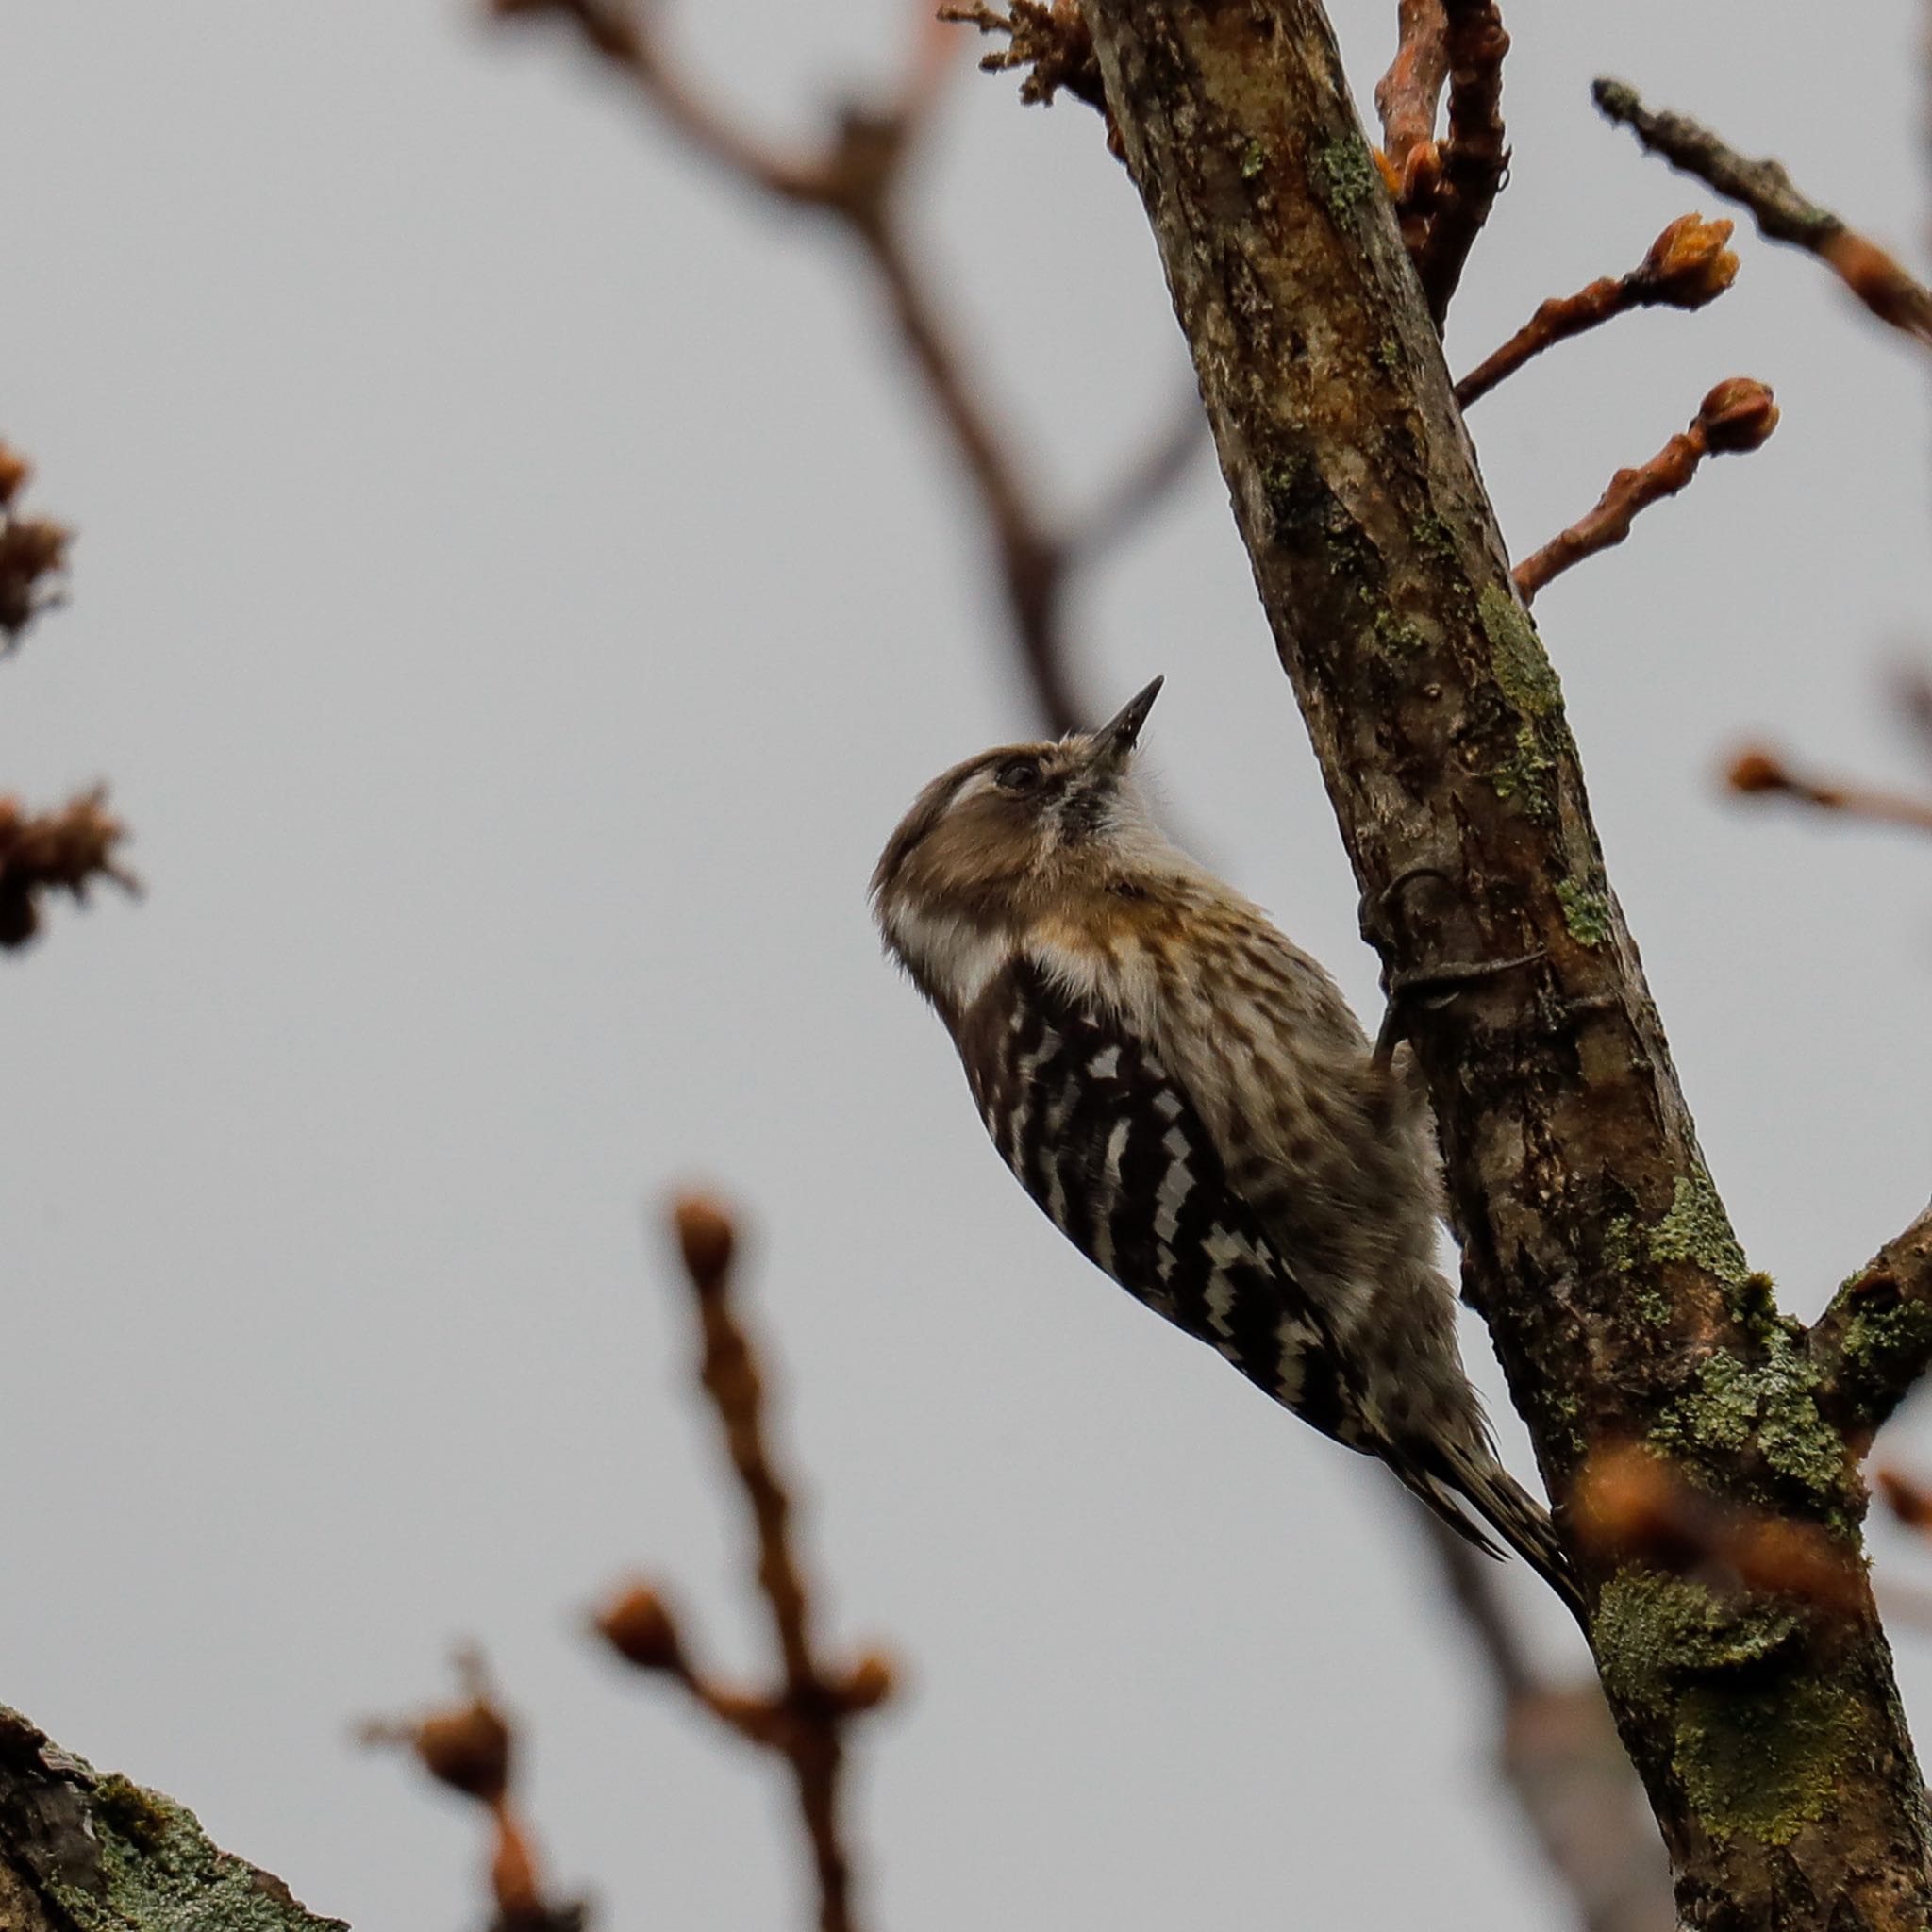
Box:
(1595, 78, 1932, 350)
(0, 442, 70, 648)
(1424, 1516, 1674, 1932)
(1512, 378, 1778, 603)
(589, 1196, 897, 1932)
(362, 1648, 587, 1932)
(0, 787, 140, 950)
(491, 0, 1205, 736)
(0, 1706, 343, 1932)
(1455, 213, 1737, 408)
(1724, 744, 1932, 835)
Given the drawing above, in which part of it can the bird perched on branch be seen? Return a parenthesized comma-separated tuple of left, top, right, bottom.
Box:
(872, 678, 1576, 1610)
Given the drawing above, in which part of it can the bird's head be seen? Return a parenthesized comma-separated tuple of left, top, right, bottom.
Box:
(871, 678, 1167, 993)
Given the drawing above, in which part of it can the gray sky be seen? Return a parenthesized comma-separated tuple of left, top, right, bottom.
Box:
(4, 2, 1931, 1926)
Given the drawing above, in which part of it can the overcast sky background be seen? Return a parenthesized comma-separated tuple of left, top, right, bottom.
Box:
(5, 3, 1932, 1927)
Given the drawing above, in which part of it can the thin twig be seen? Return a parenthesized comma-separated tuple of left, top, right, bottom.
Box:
(361, 1648, 588, 1932)
(1456, 213, 1738, 408)
(939, 2, 1107, 117)
(1594, 78, 1932, 350)
(1512, 378, 1778, 603)
(0, 787, 140, 950)
(1725, 745, 1932, 835)
(0, 442, 72, 648)
(589, 1197, 897, 1932)
(1417, 0, 1509, 322)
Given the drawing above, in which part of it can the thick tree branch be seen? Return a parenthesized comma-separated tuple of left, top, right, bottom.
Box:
(1075, 2, 1930, 1921)
(0, 1707, 342, 1932)
(1808, 1204, 1932, 1441)
(1595, 79, 1932, 351)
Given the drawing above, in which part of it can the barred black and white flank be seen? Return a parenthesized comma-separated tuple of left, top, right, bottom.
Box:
(871, 678, 1576, 1609)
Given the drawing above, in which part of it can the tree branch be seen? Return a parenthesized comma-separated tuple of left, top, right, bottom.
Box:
(1075, 2, 1930, 1920)
(1416, 0, 1509, 321)
(1511, 377, 1777, 603)
(1594, 78, 1932, 350)
(1455, 213, 1738, 408)
(1808, 1204, 1932, 1441)
(0, 1707, 342, 1932)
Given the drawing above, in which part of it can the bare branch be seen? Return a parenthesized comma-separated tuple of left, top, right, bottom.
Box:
(1416, 0, 1509, 322)
(939, 2, 1108, 116)
(0, 786, 140, 950)
(362, 1648, 586, 1932)
(1456, 213, 1738, 408)
(0, 443, 72, 649)
(1512, 378, 1778, 603)
(585, 1195, 896, 1932)
(1724, 745, 1932, 836)
(1808, 1203, 1932, 1441)
(1374, 0, 1449, 255)
(1595, 78, 1932, 350)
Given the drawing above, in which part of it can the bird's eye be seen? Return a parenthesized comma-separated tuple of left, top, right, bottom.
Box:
(995, 757, 1043, 795)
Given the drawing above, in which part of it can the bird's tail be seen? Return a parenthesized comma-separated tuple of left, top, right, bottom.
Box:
(1392, 1437, 1586, 1624)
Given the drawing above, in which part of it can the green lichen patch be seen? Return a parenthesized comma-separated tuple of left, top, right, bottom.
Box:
(1592, 1572, 1798, 1713)
(1478, 583, 1563, 718)
(1374, 610, 1425, 656)
(1840, 1294, 1932, 1385)
(1408, 511, 1458, 560)
(1310, 132, 1376, 214)
(49, 1774, 344, 1932)
(1674, 1672, 1862, 1846)
(1239, 138, 1267, 180)
(1555, 877, 1612, 948)
(1489, 722, 1556, 816)
(1654, 1329, 1846, 1500)
(1649, 1169, 1751, 1293)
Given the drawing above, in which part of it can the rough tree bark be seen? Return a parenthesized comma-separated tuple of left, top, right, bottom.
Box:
(1074, 2, 1932, 1925)
(0, 1707, 342, 1932)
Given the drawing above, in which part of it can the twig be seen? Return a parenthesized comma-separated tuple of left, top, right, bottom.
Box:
(0, 786, 140, 950)
(361, 1647, 587, 1932)
(589, 1196, 896, 1932)
(1511, 377, 1778, 603)
(0, 442, 73, 647)
(1373, 0, 1449, 255)
(492, 0, 1191, 736)
(938, 2, 1108, 117)
(1455, 214, 1738, 408)
(1594, 78, 1932, 350)
(1416, 0, 1509, 322)
(1807, 1201, 1932, 1441)
(1724, 745, 1932, 835)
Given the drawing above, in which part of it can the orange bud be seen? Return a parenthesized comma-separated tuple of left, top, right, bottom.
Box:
(1642, 213, 1739, 309)
(836, 1650, 899, 1713)
(1697, 377, 1779, 455)
(0, 445, 29, 508)
(1878, 1467, 1932, 1529)
(673, 1192, 737, 1295)
(594, 1582, 684, 1672)
(1725, 747, 1792, 795)
(408, 1700, 511, 1805)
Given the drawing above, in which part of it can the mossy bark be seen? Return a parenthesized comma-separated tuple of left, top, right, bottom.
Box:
(0, 1707, 344, 1932)
(1076, 1, 1932, 1923)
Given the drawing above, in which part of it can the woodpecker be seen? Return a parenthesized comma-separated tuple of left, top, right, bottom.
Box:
(872, 677, 1576, 1609)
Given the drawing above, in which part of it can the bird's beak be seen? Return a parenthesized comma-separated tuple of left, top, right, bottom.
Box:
(1086, 676, 1164, 768)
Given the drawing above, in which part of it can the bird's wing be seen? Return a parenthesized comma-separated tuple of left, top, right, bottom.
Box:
(955, 957, 1366, 1450)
